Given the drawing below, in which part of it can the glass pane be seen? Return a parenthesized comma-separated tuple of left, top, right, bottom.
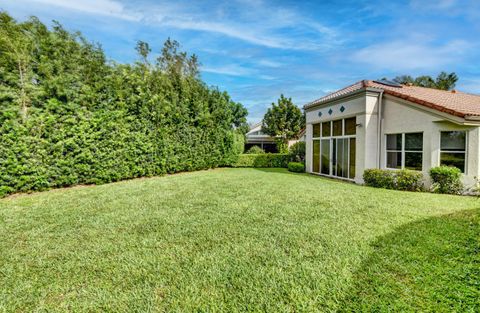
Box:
(336, 139, 346, 178)
(313, 123, 320, 138)
(321, 139, 330, 175)
(322, 122, 331, 137)
(341, 139, 349, 178)
(345, 117, 356, 135)
(349, 138, 356, 179)
(387, 151, 402, 169)
(332, 139, 337, 174)
(440, 152, 465, 173)
(441, 131, 466, 151)
(313, 140, 320, 173)
(405, 152, 422, 171)
(333, 120, 342, 136)
(387, 134, 402, 150)
(405, 133, 423, 151)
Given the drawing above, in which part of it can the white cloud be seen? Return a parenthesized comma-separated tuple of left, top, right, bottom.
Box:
(257, 59, 282, 68)
(7, 0, 340, 51)
(30, 0, 141, 21)
(202, 64, 254, 76)
(158, 18, 288, 49)
(352, 40, 471, 71)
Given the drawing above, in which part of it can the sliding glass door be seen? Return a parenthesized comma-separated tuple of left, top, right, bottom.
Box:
(312, 117, 356, 179)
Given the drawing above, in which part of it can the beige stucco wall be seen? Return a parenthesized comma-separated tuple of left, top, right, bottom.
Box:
(381, 96, 480, 186)
(305, 91, 480, 188)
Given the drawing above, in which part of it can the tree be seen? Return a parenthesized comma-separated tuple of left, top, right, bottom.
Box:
(156, 37, 199, 77)
(0, 12, 36, 120)
(262, 95, 304, 153)
(135, 40, 151, 67)
(392, 72, 458, 90)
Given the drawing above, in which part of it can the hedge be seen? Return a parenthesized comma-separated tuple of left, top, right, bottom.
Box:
(429, 166, 463, 194)
(0, 13, 248, 197)
(363, 169, 424, 192)
(231, 154, 290, 168)
(287, 162, 305, 173)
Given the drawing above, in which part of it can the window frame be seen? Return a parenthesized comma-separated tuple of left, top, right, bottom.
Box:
(439, 131, 467, 174)
(310, 116, 357, 180)
(385, 132, 423, 171)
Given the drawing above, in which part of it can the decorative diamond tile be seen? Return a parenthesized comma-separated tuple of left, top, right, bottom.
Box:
(328, 108, 333, 115)
(318, 111, 322, 117)
(340, 105, 345, 113)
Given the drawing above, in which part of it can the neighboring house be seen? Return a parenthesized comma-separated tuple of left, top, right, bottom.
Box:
(304, 79, 480, 186)
(245, 122, 305, 153)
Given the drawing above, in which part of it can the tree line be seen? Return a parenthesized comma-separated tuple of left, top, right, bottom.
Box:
(0, 12, 248, 196)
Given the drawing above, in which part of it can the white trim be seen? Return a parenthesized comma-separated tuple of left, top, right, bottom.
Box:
(385, 132, 423, 171)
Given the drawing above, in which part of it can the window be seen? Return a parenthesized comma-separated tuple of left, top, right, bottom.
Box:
(345, 117, 356, 135)
(440, 131, 466, 172)
(320, 139, 330, 174)
(313, 117, 356, 179)
(386, 133, 423, 171)
(333, 120, 342, 136)
(386, 134, 402, 169)
(322, 122, 331, 137)
(313, 123, 320, 138)
(404, 133, 423, 170)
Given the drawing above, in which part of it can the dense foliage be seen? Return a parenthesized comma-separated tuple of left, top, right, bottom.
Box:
(245, 146, 265, 154)
(363, 169, 424, 192)
(262, 95, 304, 153)
(231, 154, 290, 168)
(288, 141, 305, 162)
(287, 162, 304, 173)
(391, 72, 458, 90)
(429, 166, 463, 194)
(0, 12, 247, 197)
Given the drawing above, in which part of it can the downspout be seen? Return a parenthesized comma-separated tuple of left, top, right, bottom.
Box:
(377, 91, 384, 169)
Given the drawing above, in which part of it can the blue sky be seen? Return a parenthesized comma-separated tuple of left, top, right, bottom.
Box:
(2, 0, 480, 122)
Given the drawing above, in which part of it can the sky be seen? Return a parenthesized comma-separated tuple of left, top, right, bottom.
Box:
(2, 0, 480, 123)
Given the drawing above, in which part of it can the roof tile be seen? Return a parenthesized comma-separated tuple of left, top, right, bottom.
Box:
(306, 80, 480, 118)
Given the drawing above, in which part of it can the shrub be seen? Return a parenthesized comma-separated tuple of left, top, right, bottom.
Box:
(232, 154, 290, 168)
(429, 166, 463, 194)
(395, 170, 424, 192)
(289, 142, 305, 162)
(245, 146, 265, 154)
(288, 162, 304, 173)
(363, 169, 395, 189)
(363, 169, 424, 191)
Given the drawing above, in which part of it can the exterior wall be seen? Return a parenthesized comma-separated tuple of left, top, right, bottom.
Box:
(305, 91, 480, 187)
(381, 96, 480, 187)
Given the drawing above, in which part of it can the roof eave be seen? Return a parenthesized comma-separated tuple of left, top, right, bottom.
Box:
(304, 87, 384, 110)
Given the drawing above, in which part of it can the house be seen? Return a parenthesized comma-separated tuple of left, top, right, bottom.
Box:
(304, 79, 480, 186)
(245, 122, 305, 153)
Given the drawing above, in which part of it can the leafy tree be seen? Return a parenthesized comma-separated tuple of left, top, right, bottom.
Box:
(135, 40, 151, 67)
(262, 95, 304, 153)
(392, 72, 458, 90)
(157, 37, 199, 77)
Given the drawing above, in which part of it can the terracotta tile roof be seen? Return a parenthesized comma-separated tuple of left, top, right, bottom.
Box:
(305, 80, 480, 118)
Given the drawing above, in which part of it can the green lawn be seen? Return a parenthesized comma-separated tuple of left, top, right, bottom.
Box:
(0, 168, 479, 312)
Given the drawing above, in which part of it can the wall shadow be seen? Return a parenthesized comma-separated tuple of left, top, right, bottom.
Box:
(339, 208, 480, 312)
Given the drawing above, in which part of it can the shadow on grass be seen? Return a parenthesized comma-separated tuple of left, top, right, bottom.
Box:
(339, 208, 480, 312)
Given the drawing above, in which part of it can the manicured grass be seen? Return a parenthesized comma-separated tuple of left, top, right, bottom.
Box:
(0, 168, 479, 312)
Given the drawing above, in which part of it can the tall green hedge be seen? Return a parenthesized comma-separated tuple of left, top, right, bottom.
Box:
(0, 12, 248, 197)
